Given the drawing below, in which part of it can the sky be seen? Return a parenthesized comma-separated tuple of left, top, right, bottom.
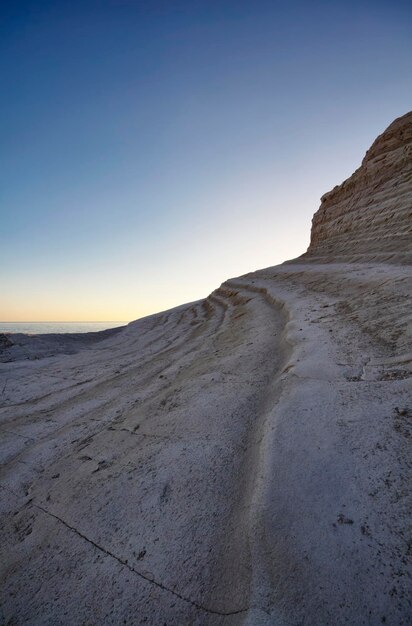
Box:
(1, 0, 411, 322)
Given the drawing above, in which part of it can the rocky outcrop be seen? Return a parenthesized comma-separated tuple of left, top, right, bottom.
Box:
(302, 111, 412, 263)
(1, 112, 411, 626)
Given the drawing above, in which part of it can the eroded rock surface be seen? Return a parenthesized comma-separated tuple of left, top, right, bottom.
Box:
(0, 115, 411, 625)
(302, 111, 412, 264)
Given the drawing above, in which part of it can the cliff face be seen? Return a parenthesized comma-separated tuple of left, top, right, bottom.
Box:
(303, 111, 412, 263)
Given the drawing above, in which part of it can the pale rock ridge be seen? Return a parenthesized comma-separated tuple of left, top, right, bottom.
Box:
(302, 111, 412, 263)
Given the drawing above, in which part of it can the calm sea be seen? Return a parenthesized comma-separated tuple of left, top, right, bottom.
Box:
(0, 322, 127, 335)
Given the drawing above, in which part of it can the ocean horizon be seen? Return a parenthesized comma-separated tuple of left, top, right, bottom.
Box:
(0, 321, 127, 335)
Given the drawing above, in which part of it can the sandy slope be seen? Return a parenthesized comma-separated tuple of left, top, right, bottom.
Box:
(0, 261, 410, 625)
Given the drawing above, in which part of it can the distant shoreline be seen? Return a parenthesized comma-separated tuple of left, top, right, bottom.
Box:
(0, 321, 127, 335)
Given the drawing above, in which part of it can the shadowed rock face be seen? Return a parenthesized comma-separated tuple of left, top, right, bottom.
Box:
(302, 111, 412, 264)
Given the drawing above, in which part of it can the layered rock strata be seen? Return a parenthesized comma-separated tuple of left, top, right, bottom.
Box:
(302, 111, 412, 263)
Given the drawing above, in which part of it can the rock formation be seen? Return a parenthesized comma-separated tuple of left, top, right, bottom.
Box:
(0, 114, 411, 626)
(302, 111, 412, 263)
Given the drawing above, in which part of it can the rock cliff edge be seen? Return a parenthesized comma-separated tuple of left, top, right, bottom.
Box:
(302, 111, 412, 263)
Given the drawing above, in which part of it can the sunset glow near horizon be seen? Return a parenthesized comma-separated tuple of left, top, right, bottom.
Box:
(1, 1, 412, 322)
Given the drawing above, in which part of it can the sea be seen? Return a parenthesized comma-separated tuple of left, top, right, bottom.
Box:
(0, 322, 127, 335)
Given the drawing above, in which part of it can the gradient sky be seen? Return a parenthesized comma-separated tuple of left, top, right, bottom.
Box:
(1, 0, 411, 321)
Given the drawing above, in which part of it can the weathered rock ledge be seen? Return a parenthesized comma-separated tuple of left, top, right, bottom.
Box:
(301, 111, 412, 264)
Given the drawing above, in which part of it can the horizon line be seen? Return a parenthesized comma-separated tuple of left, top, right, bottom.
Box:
(0, 321, 129, 324)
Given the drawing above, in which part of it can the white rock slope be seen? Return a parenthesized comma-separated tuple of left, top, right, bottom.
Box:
(0, 113, 411, 626)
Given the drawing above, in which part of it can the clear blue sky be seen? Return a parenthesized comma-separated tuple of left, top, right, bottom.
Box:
(1, 0, 411, 321)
